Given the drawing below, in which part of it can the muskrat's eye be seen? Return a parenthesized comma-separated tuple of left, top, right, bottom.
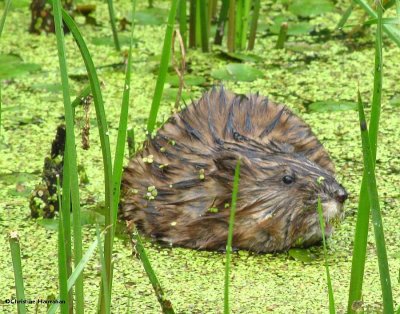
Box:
(282, 175, 295, 185)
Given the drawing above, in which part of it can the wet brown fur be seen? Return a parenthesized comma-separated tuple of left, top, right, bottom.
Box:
(120, 88, 346, 252)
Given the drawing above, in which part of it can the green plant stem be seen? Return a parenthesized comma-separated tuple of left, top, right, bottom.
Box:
(60, 148, 73, 312)
(134, 230, 175, 313)
(247, 0, 260, 50)
(96, 225, 110, 314)
(0, 0, 12, 140)
(353, 0, 400, 47)
(111, 0, 136, 249)
(48, 232, 102, 314)
(227, 0, 236, 52)
(127, 127, 135, 157)
(316, 197, 336, 314)
(56, 176, 69, 314)
(189, 0, 196, 48)
(53, 1, 84, 312)
(214, 0, 229, 45)
(235, 0, 243, 50)
(178, 0, 187, 48)
(224, 159, 241, 314)
(347, 2, 384, 312)
(147, 0, 179, 133)
(107, 1, 136, 306)
(275, 22, 288, 49)
(9, 232, 27, 314)
(0, 0, 12, 38)
(357, 91, 394, 313)
(337, 3, 354, 29)
(195, 0, 201, 47)
(198, 0, 209, 52)
(208, 0, 217, 20)
(106, 0, 121, 51)
(61, 10, 114, 314)
(240, 0, 251, 50)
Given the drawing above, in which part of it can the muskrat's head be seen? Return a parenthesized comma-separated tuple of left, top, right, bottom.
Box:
(213, 141, 348, 252)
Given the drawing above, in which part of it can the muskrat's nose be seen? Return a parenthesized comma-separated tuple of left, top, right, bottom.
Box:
(335, 187, 348, 203)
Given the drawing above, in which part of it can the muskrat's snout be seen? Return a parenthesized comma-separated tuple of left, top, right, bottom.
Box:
(334, 185, 348, 204)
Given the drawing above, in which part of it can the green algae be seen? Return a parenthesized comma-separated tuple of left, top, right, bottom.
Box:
(0, 1, 399, 313)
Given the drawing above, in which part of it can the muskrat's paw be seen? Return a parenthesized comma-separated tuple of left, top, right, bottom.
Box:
(217, 246, 240, 253)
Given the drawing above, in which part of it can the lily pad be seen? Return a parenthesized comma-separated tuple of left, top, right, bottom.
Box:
(31, 83, 64, 93)
(9, 0, 30, 9)
(308, 101, 358, 112)
(162, 88, 192, 102)
(389, 95, 400, 107)
(211, 63, 264, 82)
(79, 210, 105, 226)
(288, 248, 316, 263)
(289, 0, 334, 17)
(0, 172, 38, 185)
(166, 74, 206, 87)
(218, 51, 264, 62)
(37, 218, 59, 231)
(0, 54, 41, 79)
(269, 18, 313, 36)
(8, 183, 31, 197)
(91, 35, 139, 46)
(133, 8, 168, 25)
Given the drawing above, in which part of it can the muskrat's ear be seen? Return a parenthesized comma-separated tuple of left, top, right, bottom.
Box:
(213, 152, 251, 178)
(268, 140, 295, 153)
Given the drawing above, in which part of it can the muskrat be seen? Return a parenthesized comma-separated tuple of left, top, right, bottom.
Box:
(120, 87, 348, 252)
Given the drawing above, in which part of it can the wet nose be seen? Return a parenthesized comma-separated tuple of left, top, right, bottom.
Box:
(335, 186, 348, 203)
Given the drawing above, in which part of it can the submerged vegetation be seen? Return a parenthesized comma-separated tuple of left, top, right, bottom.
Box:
(0, 0, 399, 313)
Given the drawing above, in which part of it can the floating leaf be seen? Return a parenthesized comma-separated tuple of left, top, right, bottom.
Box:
(166, 74, 206, 87)
(0, 105, 28, 112)
(0, 172, 38, 185)
(10, 0, 30, 9)
(211, 63, 264, 82)
(8, 184, 31, 197)
(79, 210, 105, 226)
(286, 22, 314, 35)
(133, 8, 168, 25)
(31, 83, 64, 93)
(0, 54, 41, 79)
(289, 0, 334, 17)
(269, 18, 313, 36)
(38, 218, 59, 231)
(162, 88, 192, 102)
(288, 248, 316, 262)
(218, 51, 263, 62)
(389, 95, 400, 107)
(308, 100, 358, 112)
(92, 35, 139, 46)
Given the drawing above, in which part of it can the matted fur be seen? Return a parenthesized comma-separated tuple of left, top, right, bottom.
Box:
(120, 88, 347, 252)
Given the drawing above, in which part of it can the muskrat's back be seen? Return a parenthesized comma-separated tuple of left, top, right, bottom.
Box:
(121, 88, 347, 252)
